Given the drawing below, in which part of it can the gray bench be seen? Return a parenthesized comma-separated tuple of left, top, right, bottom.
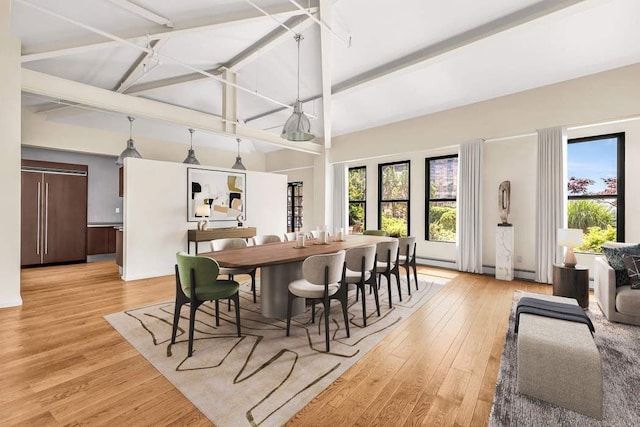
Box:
(516, 292, 603, 419)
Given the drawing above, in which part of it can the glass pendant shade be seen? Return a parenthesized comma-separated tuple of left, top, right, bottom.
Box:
(231, 138, 246, 170)
(183, 129, 200, 164)
(281, 100, 313, 141)
(116, 117, 142, 166)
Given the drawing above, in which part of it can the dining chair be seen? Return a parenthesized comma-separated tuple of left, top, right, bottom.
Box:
(286, 250, 349, 352)
(211, 238, 257, 303)
(284, 232, 297, 242)
(344, 244, 379, 326)
(252, 234, 282, 245)
(363, 229, 389, 237)
(172, 252, 241, 358)
(375, 239, 401, 308)
(307, 230, 320, 239)
(397, 236, 418, 294)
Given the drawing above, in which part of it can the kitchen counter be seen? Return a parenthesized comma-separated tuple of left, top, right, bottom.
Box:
(87, 222, 123, 228)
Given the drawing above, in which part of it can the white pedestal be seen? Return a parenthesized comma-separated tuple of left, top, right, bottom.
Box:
(496, 225, 514, 281)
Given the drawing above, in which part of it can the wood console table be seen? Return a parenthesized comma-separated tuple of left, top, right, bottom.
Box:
(187, 227, 257, 254)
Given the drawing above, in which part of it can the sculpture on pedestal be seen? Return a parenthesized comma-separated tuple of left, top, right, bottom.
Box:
(498, 180, 511, 225)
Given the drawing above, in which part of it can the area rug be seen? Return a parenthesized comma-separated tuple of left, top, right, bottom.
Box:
(490, 291, 640, 426)
(105, 276, 444, 426)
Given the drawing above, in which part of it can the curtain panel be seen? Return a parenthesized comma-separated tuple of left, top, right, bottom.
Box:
(332, 163, 347, 233)
(457, 139, 483, 273)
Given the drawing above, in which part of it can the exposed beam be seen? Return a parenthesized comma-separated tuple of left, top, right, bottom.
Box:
(20, 2, 318, 63)
(22, 69, 322, 155)
(106, 0, 174, 28)
(318, 0, 332, 148)
(116, 38, 168, 93)
(246, 94, 322, 123)
(222, 69, 237, 134)
(124, 14, 313, 95)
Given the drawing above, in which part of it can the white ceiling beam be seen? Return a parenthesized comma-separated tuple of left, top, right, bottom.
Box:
(222, 69, 238, 134)
(318, 0, 332, 148)
(20, 2, 318, 63)
(332, 0, 588, 96)
(106, 0, 174, 28)
(124, 14, 313, 95)
(116, 38, 168, 93)
(22, 69, 322, 155)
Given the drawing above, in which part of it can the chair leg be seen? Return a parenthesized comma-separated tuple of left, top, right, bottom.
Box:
(215, 300, 220, 326)
(188, 302, 197, 357)
(171, 301, 183, 344)
(385, 272, 393, 308)
(311, 301, 316, 323)
(395, 269, 402, 302)
(372, 280, 381, 316)
(359, 283, 367, 327)
(233, 292, 241, 337)
(250, 270, 257, 303)
(286, 291, 294, 336)
(341, 291, 350, 338)
(323, 299, 330, 352)
(412, 262, 419, 290)
(406, 265, 412, 296)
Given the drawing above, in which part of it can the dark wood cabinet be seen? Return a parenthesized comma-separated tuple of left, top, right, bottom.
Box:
(21, 160, 88, 266)
(87, 227, 117, 255)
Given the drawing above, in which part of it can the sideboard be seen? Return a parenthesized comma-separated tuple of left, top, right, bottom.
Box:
(187, 227, 257, 254)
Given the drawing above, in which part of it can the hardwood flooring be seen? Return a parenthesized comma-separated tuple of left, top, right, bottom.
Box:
(1, 261, 555, 426)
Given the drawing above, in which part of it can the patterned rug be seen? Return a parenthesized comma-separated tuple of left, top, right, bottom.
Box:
(105, 276, 444, 426)
(490, 291, 640, 426)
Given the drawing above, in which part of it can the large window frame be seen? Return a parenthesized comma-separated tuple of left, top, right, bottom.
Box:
(567, 133, 625, 245)
(348, 166, 367, 233)
(378, 160, 410, 237)
(425, 154, 458, 242)
(287, 181, 303, 233)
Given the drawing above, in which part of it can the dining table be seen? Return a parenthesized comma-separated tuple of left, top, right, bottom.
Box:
(199, 234, 392, 318)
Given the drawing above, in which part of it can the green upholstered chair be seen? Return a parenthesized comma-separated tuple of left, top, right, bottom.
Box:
(398, 236, 418, 295)
(375, 240, 401, 308)
(286, 250, 348, 352)
(344, 244, 380, 326)
(362, 229, 389, 237)
(171, 252, 241, 357)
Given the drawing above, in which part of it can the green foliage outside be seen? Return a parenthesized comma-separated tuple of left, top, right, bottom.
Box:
(381, 215, 408, 237)
(429, 205, 456, 242)
(348, 168, 366, 229)
(379, 164, 409, 237)
(567, 199, 616, 253)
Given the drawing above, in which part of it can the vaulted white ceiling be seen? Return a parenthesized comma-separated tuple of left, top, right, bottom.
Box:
(12, 0, 640, 154)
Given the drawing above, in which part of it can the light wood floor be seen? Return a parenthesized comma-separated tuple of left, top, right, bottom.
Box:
(1, 261, 556, 426)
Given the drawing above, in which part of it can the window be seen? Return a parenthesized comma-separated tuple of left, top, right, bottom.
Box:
(425, 155, 458, 242)
(378, 161, 410, 237)
(287, 182, 303, 232)
(567, 133, 624, 253)
(348, 167, 366, 233)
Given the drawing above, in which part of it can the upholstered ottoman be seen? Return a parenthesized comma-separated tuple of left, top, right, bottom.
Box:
(516, 292, 603, 419)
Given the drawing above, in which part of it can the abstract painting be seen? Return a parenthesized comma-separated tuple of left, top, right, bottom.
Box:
(187, 167, 246, 222)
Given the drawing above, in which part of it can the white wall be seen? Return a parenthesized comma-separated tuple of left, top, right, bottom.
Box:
(123, 158, 287, 281)
(0, 0, 22, 308)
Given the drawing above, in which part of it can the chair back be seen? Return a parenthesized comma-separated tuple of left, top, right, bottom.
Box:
(176, 252, 219, 296)
(345, 244, 376, 272)
(363, 229, 389, 237)
(252, 235, 282, 245)
(284, 232, 297, 242)
(308, 230, 320, 238)
(376, 240, 399, 263)
(211, 238, 248, 251)
(302, 250, 346, 286)
(398, 236, 416, 256)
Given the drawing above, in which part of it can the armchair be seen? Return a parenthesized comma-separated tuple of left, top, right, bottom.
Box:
(593, 254, 640, 326)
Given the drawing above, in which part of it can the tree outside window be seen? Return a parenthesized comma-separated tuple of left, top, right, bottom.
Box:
(378, 161, 410, 237)
(348, 167, 366, 233)
(426, 155, 458, 242)
(567, 133, 624, 253)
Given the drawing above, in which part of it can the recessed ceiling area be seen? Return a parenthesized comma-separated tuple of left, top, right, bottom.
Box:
(13, 0, 640, 154)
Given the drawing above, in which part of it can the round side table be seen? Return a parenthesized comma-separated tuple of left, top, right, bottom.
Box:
(552, 264, 589, 309)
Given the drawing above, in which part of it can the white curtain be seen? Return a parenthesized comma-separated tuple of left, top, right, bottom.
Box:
(535, 126, 567, 283)
(332, 163, 347, 233)
(457, 139, 483, 273)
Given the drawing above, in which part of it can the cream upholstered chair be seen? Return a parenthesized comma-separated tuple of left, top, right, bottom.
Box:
(375, 239, 401, 308)
(172, 252, 241, 357)
(397, 236, 418, 294)
(211, 238, 257, 303)
(286, 250, 348, 352)
(344, 244, 379, 326)
(307, 230, 320, 239)
(284, 232, 297, 242)
(252, 234, 282, 245)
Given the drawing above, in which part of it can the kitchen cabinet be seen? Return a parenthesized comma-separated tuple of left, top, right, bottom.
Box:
(21, 160, 88, 266)
(87, 226, 117, 255)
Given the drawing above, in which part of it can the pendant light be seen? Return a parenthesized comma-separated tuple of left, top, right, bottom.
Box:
(116, 116, 142, 166)
(281, 34, 314, 141)
(183, 128, 200, 164)
(231, 138, 246, 170)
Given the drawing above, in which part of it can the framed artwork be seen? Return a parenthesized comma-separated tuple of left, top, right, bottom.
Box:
(187, 168, 246, 222)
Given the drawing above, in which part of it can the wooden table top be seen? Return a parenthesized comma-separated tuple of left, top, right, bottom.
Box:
(199, 234, 392, 268)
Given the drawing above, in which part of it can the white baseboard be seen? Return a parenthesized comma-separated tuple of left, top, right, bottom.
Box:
(0, 297, 23, 308)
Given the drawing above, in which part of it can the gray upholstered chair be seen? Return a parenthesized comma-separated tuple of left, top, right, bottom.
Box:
(363, 229, 389, 237)
(375, 239, 401, 308)
(211, 238, 257, 303)
(284, 232, 297, 242)
(344, 244, 379, 326)
(252, 234, 282, 245)
(397, 236, 418, 294)
(286, 250, 349, 352)
(172, 252, 241, 357)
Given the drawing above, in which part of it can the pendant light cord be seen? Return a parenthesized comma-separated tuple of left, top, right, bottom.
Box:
(295, 34, 302, 102)
(189, 128, 195, 149)
(128, 116, 135, 140)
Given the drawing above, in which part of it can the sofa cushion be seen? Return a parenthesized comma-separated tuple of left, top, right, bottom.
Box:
(602, 243, 640, 286)
(616, 286, 640, 315)
(622, 255, 640, 290)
